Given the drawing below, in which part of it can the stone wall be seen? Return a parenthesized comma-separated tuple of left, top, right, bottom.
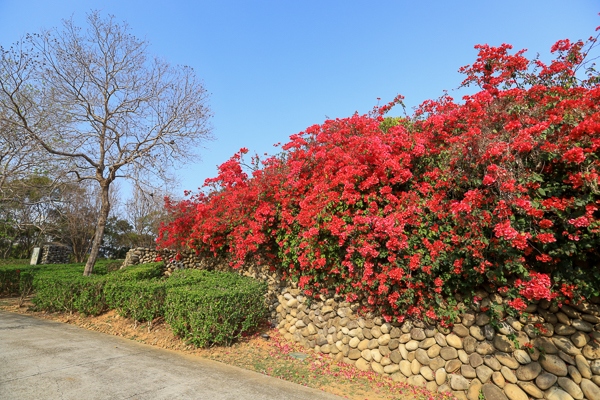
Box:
(40, 245, 70, 265)
(120, 248, 600, 400)
(121, 247, 204, 271)
(274, 289, 600, 400)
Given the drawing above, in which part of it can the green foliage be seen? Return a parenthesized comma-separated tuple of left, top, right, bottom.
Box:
(0, 266, 34, 297)
(109, 262, 164, 281)
(99, 217, 135, 259)
(28, 262, 163, 315)
(167, 268, 228, 285)
(0, 259, 29, 266)
(165, 272, 268, 347)
(0, 259, 120, 297)
(2, 260, 267, 348)
(31, 271, 107, 315)
(1, 263, 83, 296)
(105, 279, 168, 322)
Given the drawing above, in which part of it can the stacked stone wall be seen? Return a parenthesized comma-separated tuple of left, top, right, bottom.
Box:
(121, 247, 204, 271)
(40, 245, 70, 264)
(274, 288, 600, 400)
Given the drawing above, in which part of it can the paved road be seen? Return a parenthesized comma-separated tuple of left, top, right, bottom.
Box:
(0, 311, 344, 400)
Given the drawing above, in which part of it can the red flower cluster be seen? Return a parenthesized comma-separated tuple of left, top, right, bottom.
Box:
(157, 26, 600, 323)
(515, 272, 555, 302)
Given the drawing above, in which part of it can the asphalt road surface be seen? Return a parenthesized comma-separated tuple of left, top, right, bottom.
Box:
(0, 311, 344, 400)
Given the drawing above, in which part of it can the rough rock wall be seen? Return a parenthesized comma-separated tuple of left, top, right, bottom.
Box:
(274, 288, 600, 400)
(40, 245, 70, 265)
(121, 247, 203, 270)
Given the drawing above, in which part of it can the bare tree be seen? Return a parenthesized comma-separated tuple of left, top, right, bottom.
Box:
(0, 11, 212, 275)
(49, 180, 122, 263)
(124, 184, 174, 248)
(0, 120, 32, 199)
(0, 114, 65, 203)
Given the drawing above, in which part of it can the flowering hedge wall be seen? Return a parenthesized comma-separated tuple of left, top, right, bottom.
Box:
(158, 27, 600, 326)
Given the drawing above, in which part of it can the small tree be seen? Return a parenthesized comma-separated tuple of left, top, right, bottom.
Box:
(125, 184, 174, 248)
(1, 105, 69, 259)
(99, 216, 133, 259)
(48, 181, 102, 263)
(0, 174, 64, 259)
(0, 11, 213, 275)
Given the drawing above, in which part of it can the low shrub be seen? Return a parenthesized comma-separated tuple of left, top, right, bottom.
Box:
(30, 263, 164, 315)
(165, 272, 267, 347)
(110, 262, 164, 281)
(0, 266, 36, 297)
(105, 279, 168, 323)
(0, 266, 24, 296)
(106, 269, 244, 325)
(98, 260, 125, 273)
(167, 268, 235, 285)
(0, 263, 89, 297)
(6, 261, 268, 348)
(31, 271, 108, 315)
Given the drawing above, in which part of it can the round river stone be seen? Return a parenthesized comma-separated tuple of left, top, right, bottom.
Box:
(469, 353, 483, 368)
(441, 346, 458, 360)
(540, 354, 568, 376)
(516, 361, 542, 381)
(482, 383, 508, 400)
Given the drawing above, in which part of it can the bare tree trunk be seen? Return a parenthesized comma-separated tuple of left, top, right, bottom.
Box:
(83, 182, 110, 276)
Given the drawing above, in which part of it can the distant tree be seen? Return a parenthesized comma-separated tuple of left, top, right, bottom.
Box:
(99, 216, 133, 259)
(0, 11, 213, 275)
(48, 180, 124, 263)
(48, 181, 100, 263)
(124, 185, 174, 248)
(0, 175, 63, 259)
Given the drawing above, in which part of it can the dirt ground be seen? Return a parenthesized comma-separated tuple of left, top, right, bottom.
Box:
(0, 296, 451, 400)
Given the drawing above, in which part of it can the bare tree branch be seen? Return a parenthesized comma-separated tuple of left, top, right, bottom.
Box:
(0, 11, 213, 275)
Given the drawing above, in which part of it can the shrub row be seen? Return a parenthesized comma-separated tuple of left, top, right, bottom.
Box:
(0, 262, 111, 297)
(165, 271, 268, 346)
(18, 265, 267, 347)
(30, 263, 164, 315)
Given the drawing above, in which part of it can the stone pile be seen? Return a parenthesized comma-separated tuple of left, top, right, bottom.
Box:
(275, 288, 600, 400)
(121, 247, 204, 272)
(39, 245, 70, 265)
(122, 247, 161, 268)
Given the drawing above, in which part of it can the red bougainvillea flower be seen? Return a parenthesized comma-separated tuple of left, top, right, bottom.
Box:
(157, 25, 600, 323)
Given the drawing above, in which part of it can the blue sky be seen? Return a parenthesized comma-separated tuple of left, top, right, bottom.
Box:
(0, 1, 598, 198)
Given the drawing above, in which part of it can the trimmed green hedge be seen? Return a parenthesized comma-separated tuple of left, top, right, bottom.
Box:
(0, 266, 36, 297)
(0, 260, 126, 297)
(30, 263, 164, 315)
(1, 263, 89, 297)
(107, 262, 163, 281)
(165, 272, 268, 347)
(2, 261, 268, 347)
(102, 268, 203, 323)
(104, 269, 266, 327)
(31, 271, 107, 315)
(105, 279, 168, 322)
